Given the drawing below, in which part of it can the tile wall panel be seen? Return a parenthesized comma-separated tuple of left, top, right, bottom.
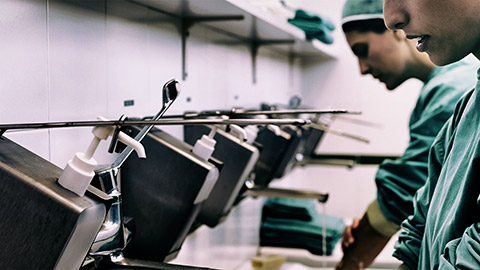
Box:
(0, 0, 49, 157)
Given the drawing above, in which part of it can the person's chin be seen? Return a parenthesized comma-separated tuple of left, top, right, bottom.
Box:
(427, 48, 465, 66)
(428, 53, 451, 66)
(384, 82, 397, 90)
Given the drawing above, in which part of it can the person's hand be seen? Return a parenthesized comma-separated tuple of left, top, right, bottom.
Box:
(341, 218, 360, 251)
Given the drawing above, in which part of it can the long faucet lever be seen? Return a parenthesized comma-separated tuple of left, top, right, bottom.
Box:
(112, 79, 180, 168)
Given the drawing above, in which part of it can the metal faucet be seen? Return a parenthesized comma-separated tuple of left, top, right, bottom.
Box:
(89, 167, 130, 255)
(89, 79, 181, 256)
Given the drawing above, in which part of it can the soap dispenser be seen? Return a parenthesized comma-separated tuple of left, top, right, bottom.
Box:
(119, 125, 220, 262)
(244, 125, 259, 144)
(184, 124, 260, 228)
(58, 116, 146, 197)
(192, 127, 217, 161)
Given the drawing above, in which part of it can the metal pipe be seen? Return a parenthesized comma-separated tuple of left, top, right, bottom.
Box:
(309, 122, 370, 144)
(154, 108, 361, 119)
(221, 108, 361, 116)
(245, 186, 329, 203)
(0, 118, 311, 135)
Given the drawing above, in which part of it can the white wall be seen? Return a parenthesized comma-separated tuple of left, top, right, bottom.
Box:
(1, 0, 302, 168)
(0, 0, 420, 219)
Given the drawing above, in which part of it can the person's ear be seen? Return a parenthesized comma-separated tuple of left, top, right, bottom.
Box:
(393, 29, 407, 41)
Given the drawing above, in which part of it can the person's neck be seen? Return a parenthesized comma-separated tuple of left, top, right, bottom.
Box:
(413, 56, 436, 83)
(418, 64, 435, 83)
(473, 48, 480, 63)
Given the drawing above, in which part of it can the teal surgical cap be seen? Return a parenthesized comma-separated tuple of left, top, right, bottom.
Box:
(341, 0, 384, 26)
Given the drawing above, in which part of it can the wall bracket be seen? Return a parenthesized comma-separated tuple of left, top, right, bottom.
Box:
(181, 15, 244, 81)
(250, 39, 295, 84)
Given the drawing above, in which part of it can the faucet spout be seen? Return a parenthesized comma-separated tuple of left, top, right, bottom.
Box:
(118, 132, 146, 158)
(89, 169, 133, 256)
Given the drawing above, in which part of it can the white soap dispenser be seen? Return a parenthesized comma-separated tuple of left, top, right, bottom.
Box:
(58, 116, 146, 197)
(244, 125, 259, 145)
(228, 124, 248, 142)
(192, 126, 217, 161)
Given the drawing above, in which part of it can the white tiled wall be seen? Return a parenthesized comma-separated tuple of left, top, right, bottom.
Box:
(1, 0, 303, 167)
(1, 0, 49, 159)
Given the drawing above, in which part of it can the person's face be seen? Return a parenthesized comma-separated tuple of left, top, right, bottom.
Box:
(345, 30, 411, 90)
(383, 0, 480, 65)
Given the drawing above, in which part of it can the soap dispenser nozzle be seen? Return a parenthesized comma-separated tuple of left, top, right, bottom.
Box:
(227, 124, 248, 142)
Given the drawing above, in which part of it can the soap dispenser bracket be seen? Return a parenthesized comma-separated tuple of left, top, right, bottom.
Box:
(108, 114, 128, 154)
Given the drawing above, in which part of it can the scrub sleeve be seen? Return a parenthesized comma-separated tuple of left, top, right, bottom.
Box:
(366, 199, 400, 237)
(375, 60, 480, 227)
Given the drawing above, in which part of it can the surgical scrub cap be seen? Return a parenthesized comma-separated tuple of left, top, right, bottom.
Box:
(341, 0, 384, 26)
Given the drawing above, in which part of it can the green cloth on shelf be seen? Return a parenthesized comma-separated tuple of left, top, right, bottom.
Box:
(262, 216, 344, 241)
(260, 228, 337, 255)
(259, 198, 345, 256)
(293, 9, 335, 31)
(262, 197, 316, 221)
(288, 9, 335, 44)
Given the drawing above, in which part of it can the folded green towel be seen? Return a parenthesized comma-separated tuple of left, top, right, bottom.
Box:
(260, 219, 341, 255)
(259, 198, 345, 256)
(293, 9, 335, 31)
(288, 19, 334, 44)
(287, 9, 335, 44)
(260, 232, 337, 255)
(261, 216, 344, 240)
(262, 198, 316, 221)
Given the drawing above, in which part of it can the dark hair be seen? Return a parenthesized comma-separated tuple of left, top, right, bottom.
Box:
(342, 19, 387, 34)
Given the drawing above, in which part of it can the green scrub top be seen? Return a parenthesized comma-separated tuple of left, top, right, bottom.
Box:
(393, 68, 480, 269)
(375, 59, 480, 226)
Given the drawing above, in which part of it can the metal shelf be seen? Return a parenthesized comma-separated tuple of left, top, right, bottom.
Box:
(130, 0, 338, 81)
(223, 0, 337, 58)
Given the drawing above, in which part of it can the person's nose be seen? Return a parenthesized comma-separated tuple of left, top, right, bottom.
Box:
(383, 0, 409, 30)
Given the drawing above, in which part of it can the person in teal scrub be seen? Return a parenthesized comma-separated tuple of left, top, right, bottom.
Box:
(383, 0, 480, 269)
(336, 0, 479, 269)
